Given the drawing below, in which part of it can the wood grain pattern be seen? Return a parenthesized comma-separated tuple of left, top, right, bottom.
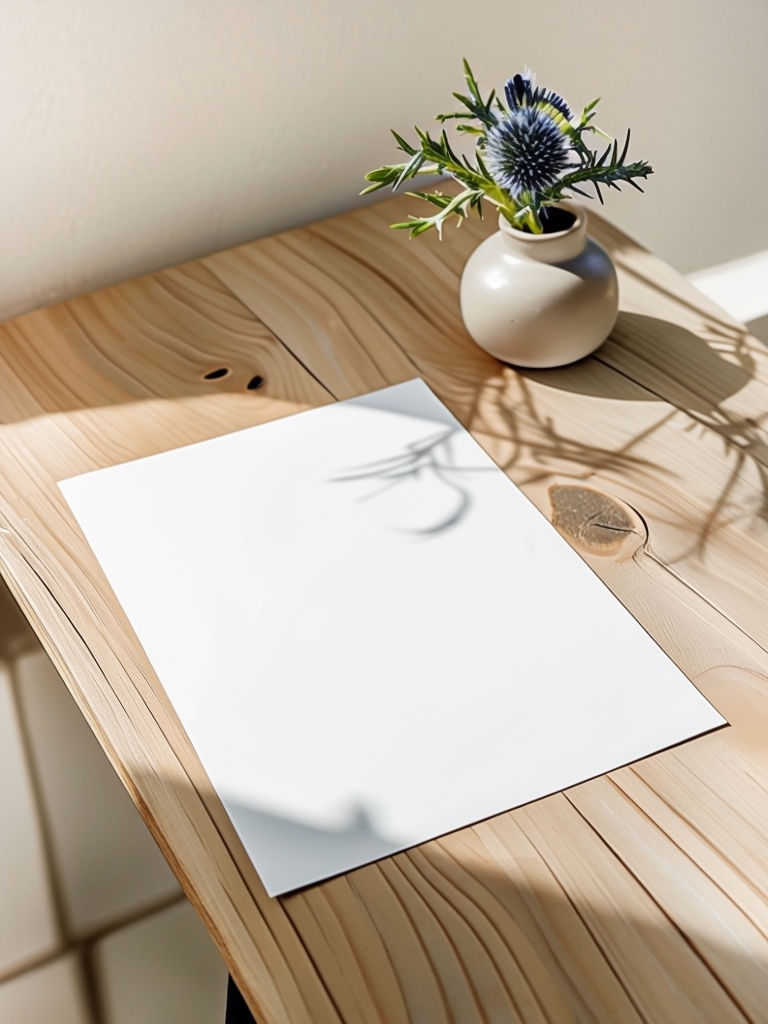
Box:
(1, 190, 768, 1021)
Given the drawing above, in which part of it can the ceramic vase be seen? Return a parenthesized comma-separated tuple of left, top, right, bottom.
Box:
(459, 202, 618, 368)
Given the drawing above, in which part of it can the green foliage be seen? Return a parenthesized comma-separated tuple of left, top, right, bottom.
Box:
(361, 61, 653, 237)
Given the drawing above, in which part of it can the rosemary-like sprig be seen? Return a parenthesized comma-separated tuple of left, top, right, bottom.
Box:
(362, 60, 652, 236)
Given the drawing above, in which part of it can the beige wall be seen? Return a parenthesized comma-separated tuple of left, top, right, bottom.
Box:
(2, 0, 766, 321)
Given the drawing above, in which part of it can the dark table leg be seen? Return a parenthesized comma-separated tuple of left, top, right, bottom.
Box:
(226, 975, 257, 1024)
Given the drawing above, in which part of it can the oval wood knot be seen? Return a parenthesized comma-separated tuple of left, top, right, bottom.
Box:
(548, 484, 646, 557)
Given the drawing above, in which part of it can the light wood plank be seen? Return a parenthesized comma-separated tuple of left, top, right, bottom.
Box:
(499, 799, 745, 1022)
(567, 775, 768, 1023)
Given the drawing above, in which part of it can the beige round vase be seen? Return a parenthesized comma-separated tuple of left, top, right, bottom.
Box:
(459, 202, 618, 368)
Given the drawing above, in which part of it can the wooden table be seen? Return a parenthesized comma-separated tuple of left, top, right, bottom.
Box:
(2, 190, 768, 1023)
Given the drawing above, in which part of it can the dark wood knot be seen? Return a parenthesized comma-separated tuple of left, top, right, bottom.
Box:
(549, 484, 646, 557)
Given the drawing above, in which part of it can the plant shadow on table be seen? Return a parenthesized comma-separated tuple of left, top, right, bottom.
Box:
(173, 777, 768, 1023)
(534, 311, 754, 410)
(469, 311, 768, 557)
(385, 824, 768, 1022)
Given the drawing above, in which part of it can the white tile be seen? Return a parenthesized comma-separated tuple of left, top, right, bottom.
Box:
(0, 953, 93, 1024)
(92, 901, 228, 1024)
(0, 661, 60, 975)
(14, 649, 180, 938)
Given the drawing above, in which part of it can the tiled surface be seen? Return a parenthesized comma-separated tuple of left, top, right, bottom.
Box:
(14, 648, 180, 937)
(0, 662, 59, 975)
(0, 580, 228, 1023)
(0, 953, 94, 1024)
(92, 902, 229, 1024)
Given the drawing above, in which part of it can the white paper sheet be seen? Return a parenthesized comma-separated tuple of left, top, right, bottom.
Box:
(59, 379, 725, 895)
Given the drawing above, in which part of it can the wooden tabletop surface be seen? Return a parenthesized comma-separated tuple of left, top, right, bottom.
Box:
(1, 190, 767, 1022)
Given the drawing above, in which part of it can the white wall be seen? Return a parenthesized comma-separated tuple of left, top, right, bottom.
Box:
(1, 0, 766, 321)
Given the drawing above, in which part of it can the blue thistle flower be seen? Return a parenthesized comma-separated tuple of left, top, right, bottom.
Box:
(504, 73, 572, 122)
(484, 107, 572, 199)
(363, 60, 652, 238)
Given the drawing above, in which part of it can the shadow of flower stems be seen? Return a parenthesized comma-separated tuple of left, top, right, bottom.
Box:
(331, 428, 497, 536)
(330, 301, 766, 561)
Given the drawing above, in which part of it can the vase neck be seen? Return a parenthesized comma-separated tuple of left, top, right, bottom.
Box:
(498, 203, 587, 264)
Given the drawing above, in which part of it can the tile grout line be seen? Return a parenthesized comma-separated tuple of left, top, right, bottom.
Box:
(5, 653, 70, 946)
(2, 635, 189, 1021)
(8, 669, 189, 953)
(4, 648, 108, 1024)
(0, 889, 189, 988)
(1, 644, 101, 1024)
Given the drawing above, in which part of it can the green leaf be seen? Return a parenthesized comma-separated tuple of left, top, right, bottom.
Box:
(363, 166, 398, 183)
(410, 220, 437, 237)
(390, 217, 423, 232)
(577, 97, 601, 128)
(463, 58, 482, 102)
(452, 91, 477, 111)
(391, 130, 417, 156)
(435, 111, 474, 122)
(393, 151, 426, 190)
(475, 149, 491, 178)
(359, 165, 400, 195)
(404, 190, 455, 209)
(617, 128, 631, 165)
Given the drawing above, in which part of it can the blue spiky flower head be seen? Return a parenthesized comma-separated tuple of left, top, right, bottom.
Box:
(504, 72, 572, 124)
(484, 106, 571, 199)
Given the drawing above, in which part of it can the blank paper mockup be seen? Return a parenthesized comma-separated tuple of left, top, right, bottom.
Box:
(59, 379, 725, 895)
